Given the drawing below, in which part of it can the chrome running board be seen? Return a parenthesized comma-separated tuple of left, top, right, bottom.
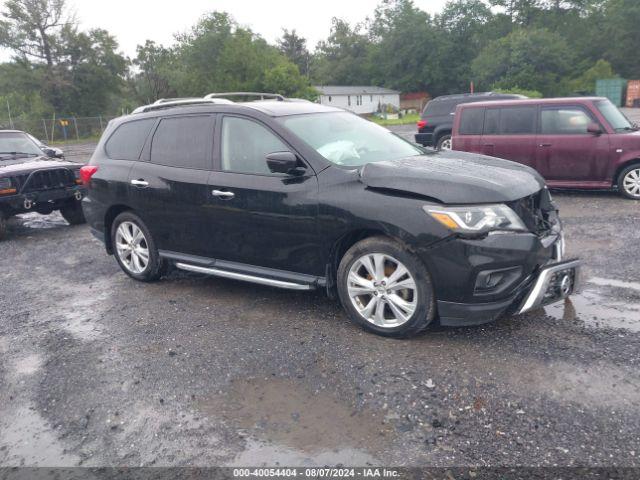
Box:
(175, 262, 313, 290)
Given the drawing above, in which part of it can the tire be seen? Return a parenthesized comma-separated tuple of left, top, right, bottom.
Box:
(0, 213, 6, 241)
(436, 134, 452, 151)
(336, 236, 436, 338)
(111, 211, 165, 282)
(60, 202, 86, 225)
(617, 164, 640, 200)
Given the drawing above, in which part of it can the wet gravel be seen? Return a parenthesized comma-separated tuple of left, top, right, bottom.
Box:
(1, 144, 640, 467)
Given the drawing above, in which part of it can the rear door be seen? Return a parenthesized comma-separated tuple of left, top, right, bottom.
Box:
(127, 114, 215, 256)
(535, 104, 611, 182)
(481, 106, 537, 167)
(204, 115, 322, 276)
(452, 106, 484, 153)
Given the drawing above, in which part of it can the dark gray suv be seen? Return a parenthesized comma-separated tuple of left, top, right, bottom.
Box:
(416, 92, 525, 150)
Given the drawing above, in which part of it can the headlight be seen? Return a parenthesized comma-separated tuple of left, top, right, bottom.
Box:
(424, 204, 526, 235)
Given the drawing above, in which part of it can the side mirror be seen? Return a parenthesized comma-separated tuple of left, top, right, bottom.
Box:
(587, 123, 602, 135)
(266, 151, 305, 176)
(43, 147, 57, 157)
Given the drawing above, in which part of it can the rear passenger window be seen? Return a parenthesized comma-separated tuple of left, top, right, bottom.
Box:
(484, 109, 500, 135)
(105, 119, 155, 160)
(459, 108, 484, 135)
(541, 107, 593, 134)
(499, 107, 536, 134)
(150, 116, 212, 169)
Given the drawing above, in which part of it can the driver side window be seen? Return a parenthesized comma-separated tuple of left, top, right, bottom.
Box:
(221, 116, 288, 175)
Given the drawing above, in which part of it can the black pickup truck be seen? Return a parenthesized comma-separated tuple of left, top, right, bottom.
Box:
(0, 130, 86, 240)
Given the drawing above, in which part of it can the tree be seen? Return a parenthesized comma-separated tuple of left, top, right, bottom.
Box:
(312, 18, 371, 86)
(133, 41, 176, 103)
(599, 0, 640, 78)
(569, 59, 615, 94)
(0, 0, 74, 66)
(277, 29, 310, 77)
(472, 28, 575, 96)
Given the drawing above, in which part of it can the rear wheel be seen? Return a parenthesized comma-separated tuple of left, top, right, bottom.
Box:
(618, 164, 640, 200)
(60, 202, 86, 225)
(111, 212, 165, 282)
(0, 213, 7, 241)
(337, 236, 435, 337)
(436, 134, 452, 151)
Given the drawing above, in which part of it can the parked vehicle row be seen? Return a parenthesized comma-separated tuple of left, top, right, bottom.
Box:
(79, 93, 579, 338)
(0, 130, 85, 240)
(415, 92, 525, 150)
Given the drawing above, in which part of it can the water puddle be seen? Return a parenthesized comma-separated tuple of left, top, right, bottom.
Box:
(545, 288, 640, 332)
(198, 377, 390, 464)
(16, 211, 68, 229)
(0, 405, 79, 466)
(228, 438, 379, 467)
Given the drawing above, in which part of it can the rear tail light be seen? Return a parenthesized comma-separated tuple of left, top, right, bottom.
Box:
(417, 120, 427, 129)
(79, 165, 99, 186)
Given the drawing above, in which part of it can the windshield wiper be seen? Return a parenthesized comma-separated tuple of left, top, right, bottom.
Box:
(0, 151, 40, 158)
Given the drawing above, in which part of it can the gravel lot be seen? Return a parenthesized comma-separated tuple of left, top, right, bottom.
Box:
(1, 127, 640, 467)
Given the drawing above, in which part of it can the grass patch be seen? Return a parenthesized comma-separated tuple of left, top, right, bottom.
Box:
(369, 113, 420, 126)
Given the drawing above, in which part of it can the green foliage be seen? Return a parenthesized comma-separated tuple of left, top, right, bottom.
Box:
(472, 28, 574, 97)
(494, 87, 543, 98)
(0, 0, 638, 120)
(568, 59, 615, 94)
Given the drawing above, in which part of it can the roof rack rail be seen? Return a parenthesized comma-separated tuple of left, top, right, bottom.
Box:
(132, 97, 234, 114)
(204, 92, 286, 101)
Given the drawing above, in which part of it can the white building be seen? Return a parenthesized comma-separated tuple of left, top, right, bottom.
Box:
(314, 86, 401, 115)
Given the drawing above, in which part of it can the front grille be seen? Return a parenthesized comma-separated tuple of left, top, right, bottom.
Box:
(509, 188, 558, 237)
(12, 168, 76, 193)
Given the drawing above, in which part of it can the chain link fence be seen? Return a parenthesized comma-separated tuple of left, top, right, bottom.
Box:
(0, 116, 119, 143)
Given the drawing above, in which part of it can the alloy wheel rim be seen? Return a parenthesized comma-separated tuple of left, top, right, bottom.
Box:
(115, 221, 150, 274)
(347, 253, 417, 328)
(440, 138, 452, 150)
(623, 168, 640, 197)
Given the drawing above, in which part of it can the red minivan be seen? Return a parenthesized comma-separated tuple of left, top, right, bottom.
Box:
(451, 97, 640, 199)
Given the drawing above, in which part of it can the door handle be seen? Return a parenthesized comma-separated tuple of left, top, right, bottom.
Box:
(539, 144, 552, 147)
(483, 144, 494, 147)
(212, 189, 235, 199)
(131, 179, 148, 187)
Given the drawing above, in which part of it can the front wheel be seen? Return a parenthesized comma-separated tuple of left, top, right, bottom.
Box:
(618, 164, 640, 200)
(60, 202, 86, 225)
(111, 212, 165, 282)
(337, 236, 436, 338)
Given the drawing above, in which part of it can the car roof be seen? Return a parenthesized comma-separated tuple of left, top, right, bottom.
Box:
(431, 92, 524, 102)
(458, 97, 607, 109)
(0, 129, 26, 134)
(240, 100, 342, 116)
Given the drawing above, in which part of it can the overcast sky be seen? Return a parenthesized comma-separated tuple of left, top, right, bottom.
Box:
(58, 0, 449, 58)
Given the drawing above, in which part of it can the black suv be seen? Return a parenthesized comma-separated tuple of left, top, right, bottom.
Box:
(416, 92, 525, 150)
(0, 130, 86, 240)
(82, 93, 579, 337)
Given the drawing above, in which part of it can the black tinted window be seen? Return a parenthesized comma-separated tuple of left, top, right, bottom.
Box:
(150, 116, 212, 169)
(424, 100, 455, 116)
(105, 119, 155, 160)
(221, 116, 288, 175)
(484, 109, 500, 135)
(499, 107, 536, 134)
(459, 108, 484, 135)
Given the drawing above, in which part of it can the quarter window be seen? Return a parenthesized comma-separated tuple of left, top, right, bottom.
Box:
(499, 107, 536, 134)
(459, 108, 485, 135)
(221, 116, 289, 175)
(484, 109, 500, 135)
(541, 107, 593, 134)
(150, 116, 212, 169)
(105, 119, 155, 160)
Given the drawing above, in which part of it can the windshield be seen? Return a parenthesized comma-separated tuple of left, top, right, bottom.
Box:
(0, 132, 43, 158)
(279, 112, 424, 166)
(595, 100, 634, 132)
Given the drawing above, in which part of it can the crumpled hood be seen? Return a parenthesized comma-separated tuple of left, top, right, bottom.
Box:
(0, 156, 79, 176)
(359, 150, 545, 204)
